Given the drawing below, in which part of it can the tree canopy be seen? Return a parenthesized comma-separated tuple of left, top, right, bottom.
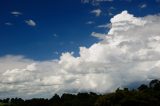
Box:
(0, 79, 160, 106)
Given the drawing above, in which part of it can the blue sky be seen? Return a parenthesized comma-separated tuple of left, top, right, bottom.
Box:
(0, 0, 160, 60)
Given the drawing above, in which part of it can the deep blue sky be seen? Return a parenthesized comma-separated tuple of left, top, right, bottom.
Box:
(0, 0, 160, 60)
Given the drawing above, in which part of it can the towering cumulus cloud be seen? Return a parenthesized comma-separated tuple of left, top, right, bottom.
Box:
(1, 11, 160, 98)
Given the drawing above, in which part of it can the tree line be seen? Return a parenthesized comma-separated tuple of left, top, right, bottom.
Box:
(0, 79, 160, 106)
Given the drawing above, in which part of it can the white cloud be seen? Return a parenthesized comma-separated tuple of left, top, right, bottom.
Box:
(123, 0, 132, 2)
(107, 7, 115, 16)
(82, 0, 113, 4)
(25, 19, 36, 27)
(5, 22, 13, 26)
(11, 11, 22, 16)
(1, 11, 160, 98)
(86, 21, 95, 25)
(53, 33, 58, 37)
(91, 32, 106, 40)
(139, 4, 147, 9)
(97, 23, 111, 28)
(108, 12, 114, 16)
(91, 9, 102, 17)
(54, 51, 59, 55)
(109, 6, 115, 10)
(82, 0, 114, 6)
(156, 0, 160, 2)
(70, 41, 74, 45)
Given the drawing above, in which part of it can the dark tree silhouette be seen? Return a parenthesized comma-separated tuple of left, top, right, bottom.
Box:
(0, 79, 160, 106)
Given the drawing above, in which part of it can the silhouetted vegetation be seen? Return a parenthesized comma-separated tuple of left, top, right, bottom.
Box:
(0, 79, 160, 106)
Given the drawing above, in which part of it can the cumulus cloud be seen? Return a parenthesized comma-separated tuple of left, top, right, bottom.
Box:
(91, 9, 102, 16)
(1, 11, 160, 98)
(25, 19, 36, 27)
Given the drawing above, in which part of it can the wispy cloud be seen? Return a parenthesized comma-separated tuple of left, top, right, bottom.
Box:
(108, 12, 114, 16)
(53, 34, 58, 37)
(97, 23, 111, 29)
(124, 0, 132, 2)
(139, 4, 147, 9)
(54, 51, 59, 55)
(69, 41, 74, 45)
(91, 9, 102, 17)
(86, 21, 95, 25)
(107, 6, 116, 16)
(25, 19, 36, 27)
(11, 11, 22, 16)
(91, 32, 106, 39)
(5, 22, 13, 26)
(82, 0, 113, 5)
(109, 6, 115, 10)
(156, 0, 160, 2)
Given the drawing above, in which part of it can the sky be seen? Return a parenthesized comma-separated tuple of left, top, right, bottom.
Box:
(0, 0, 160, 98)
(0, 0, 160, 60)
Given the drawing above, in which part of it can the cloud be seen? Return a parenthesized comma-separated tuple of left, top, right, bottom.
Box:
(91, 32, 106, 40)
(70, 41, 74, 45)
(107, 6, 116, 16)
(5, 22, 13, 26)
(97, 23, 111, 28)
(11, 11, 22, 16)
(86, 21, 95, 25)
(1, 11, 160, 98)
(91, 9, 102, 16)
(109, 6, 115, 10)
(108, 12, 114, 16)
(54, 51, 59, 55)
(53, 34, 58, 37)
(123, 0, 132, 2)
(25, 19, 36, 27)
(139, 4, 147, 9)
(82, 0, 113, 5)
(156, 0, 160, 2)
